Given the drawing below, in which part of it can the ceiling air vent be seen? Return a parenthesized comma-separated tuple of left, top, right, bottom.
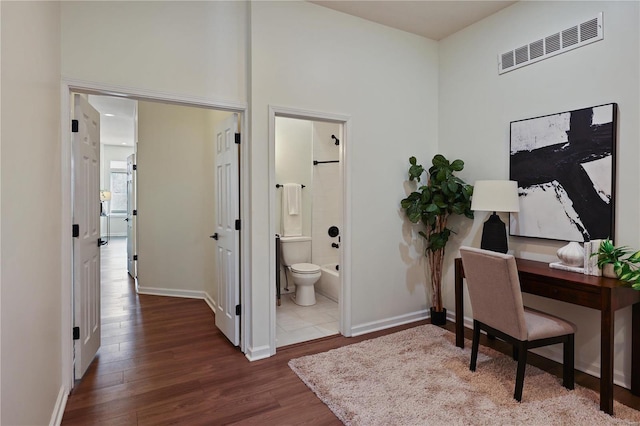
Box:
(580, 17, 599, 41)
(498, 12, 603, 74)
(515, 45, 528, 65)
(562, 26, 579, 48)
(529, 39, 544, 60)
(545, 33, 561, 54)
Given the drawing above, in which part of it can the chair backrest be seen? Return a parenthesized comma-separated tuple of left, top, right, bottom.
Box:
(459, 246, 528, 341)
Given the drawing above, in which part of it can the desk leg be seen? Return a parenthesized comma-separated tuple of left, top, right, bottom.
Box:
(601, 291, 614, 415)
(632, 303, 640, 394)
(455, 259, 464, 349)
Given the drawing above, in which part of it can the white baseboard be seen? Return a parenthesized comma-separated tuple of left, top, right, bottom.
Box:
(245, 345, 272, 361)
(136, 286, 205, 300)
(453, 310, 630, 390)
(350, 309, 429, 337)
(203, 292, 216, 312)
(202, 291, 264, 360)
(50, 385, 68, 426)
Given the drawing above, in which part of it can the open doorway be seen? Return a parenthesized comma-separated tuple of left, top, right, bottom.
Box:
(67, 86, 246, 385)
(88, 95, 136, 269)
(270, 107, 351, 350)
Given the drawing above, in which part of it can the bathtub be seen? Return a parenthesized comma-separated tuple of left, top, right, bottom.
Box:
(318, 263, 340, 302)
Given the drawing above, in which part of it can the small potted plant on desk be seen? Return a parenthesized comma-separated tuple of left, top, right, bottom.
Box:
(593, 239, 640, 288)
(401, 155, 473, 325)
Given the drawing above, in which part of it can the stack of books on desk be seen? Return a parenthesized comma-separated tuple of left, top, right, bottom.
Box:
(549, 261, 584, 273)
(583, 239, 603, 276)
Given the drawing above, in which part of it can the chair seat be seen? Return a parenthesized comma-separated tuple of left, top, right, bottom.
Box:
(524, 307, 577, 341)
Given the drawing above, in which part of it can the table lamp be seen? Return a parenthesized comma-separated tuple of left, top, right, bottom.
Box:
(471, 180, 520, 253)
(99, 190, 111, 215)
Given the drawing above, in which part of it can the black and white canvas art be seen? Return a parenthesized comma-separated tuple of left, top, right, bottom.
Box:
(509, 103, 616, 242)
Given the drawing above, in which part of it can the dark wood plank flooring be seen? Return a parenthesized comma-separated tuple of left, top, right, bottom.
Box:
(62, 237, 640, 424)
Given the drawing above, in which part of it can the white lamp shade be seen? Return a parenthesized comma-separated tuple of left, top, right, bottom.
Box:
(471, 180, 520, 212)
(99, 190, 112, 201)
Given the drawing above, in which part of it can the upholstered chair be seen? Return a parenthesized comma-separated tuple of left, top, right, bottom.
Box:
(459, 246, 576, 401)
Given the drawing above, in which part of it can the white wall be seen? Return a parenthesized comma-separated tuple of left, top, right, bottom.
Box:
(251, 1, 439, 352)
(275, 117, 313, 237)
(0, 2, 63, 424)
(439, 1, 640, 387)
(136, 101, 218, 296)
(61, 1, 247, 102)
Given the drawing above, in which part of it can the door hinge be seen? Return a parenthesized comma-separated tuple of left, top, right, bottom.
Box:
(133, 255, 138, 261)
(235, 133, 241, 144)
(235, 219, 241, 231)
(235, 304, 241, 316)
(73, 327, 80, 340)
(72, 224, 79, 238)
(71, 119, 79, 133)
(133, 209, 137, 216)
(133, 164, 137, 171)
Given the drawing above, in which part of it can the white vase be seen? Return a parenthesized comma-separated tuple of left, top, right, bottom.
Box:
(603, 263, 617, 278)
(557, 241, 584, 267)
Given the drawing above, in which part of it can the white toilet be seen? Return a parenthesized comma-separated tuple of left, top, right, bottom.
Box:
(280, 236, 321, 306)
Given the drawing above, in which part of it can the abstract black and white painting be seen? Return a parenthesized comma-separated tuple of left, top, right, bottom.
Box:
(509, 103, 616, 242)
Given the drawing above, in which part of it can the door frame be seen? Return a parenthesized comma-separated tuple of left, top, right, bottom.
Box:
(61, 79, 249, 390)
(268, 105, 352, 354)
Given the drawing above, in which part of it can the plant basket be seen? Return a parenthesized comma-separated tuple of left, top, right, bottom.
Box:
(430, 307, 447, 326)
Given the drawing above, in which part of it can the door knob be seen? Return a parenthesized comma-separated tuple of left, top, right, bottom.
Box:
(210, 233, 219, 240)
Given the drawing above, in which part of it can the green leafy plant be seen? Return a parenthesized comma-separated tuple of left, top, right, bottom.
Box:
(401, 155, 474, 312)
(592, 239, 640, 289)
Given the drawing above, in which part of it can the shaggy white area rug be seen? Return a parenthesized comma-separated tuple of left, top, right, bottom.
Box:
(289, 325, 640, 425)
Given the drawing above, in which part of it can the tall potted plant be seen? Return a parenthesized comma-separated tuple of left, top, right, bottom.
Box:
(401, 155, 474, 325)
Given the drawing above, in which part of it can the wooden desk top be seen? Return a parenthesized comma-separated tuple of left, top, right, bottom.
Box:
(456, 257, 640, 311)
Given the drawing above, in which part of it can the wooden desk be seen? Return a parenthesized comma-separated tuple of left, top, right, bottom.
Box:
(454, 257, 640, 415)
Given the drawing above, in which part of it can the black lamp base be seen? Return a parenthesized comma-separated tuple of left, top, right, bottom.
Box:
(480, 212, 508, 253)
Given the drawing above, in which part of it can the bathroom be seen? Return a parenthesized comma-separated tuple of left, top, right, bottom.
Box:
(275, 116, 342, 347)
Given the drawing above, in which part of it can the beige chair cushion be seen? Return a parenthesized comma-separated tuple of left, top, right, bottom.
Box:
(524, 307, 577, 340)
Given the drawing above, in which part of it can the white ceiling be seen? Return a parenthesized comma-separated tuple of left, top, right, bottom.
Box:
(89, 2, 516, 146)
(310, 1, 517, 41)
(88, 95, 136, 147)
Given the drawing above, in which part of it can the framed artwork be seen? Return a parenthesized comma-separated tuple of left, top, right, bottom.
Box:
(509, 103, 617, 242)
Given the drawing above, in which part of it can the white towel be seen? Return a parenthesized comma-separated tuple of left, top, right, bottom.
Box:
(282, 183, 302, 236)
(285, 183, 301, 215)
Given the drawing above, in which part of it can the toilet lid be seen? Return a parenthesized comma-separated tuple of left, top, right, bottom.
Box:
(291, 263, 320, 274)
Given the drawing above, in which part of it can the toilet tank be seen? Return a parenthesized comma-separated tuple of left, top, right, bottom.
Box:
(280, 236, 312, 265)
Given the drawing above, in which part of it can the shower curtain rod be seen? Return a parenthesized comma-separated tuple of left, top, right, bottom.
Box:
(313, 160, 339, 165)
(275, 183, 305, 188)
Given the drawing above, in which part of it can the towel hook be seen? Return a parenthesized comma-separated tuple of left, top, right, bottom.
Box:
(331, 135, 340, 145)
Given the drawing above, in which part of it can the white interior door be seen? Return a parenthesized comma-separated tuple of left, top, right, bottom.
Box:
(126, 153, 136, 278)
(213, 114, 240, 345)
(72, 94, 101, 378)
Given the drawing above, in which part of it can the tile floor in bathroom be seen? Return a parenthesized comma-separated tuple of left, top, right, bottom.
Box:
(276, 291, 339, 347)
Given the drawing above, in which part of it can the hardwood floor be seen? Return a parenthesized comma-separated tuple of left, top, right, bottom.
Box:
(62, 237, 640, 424)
